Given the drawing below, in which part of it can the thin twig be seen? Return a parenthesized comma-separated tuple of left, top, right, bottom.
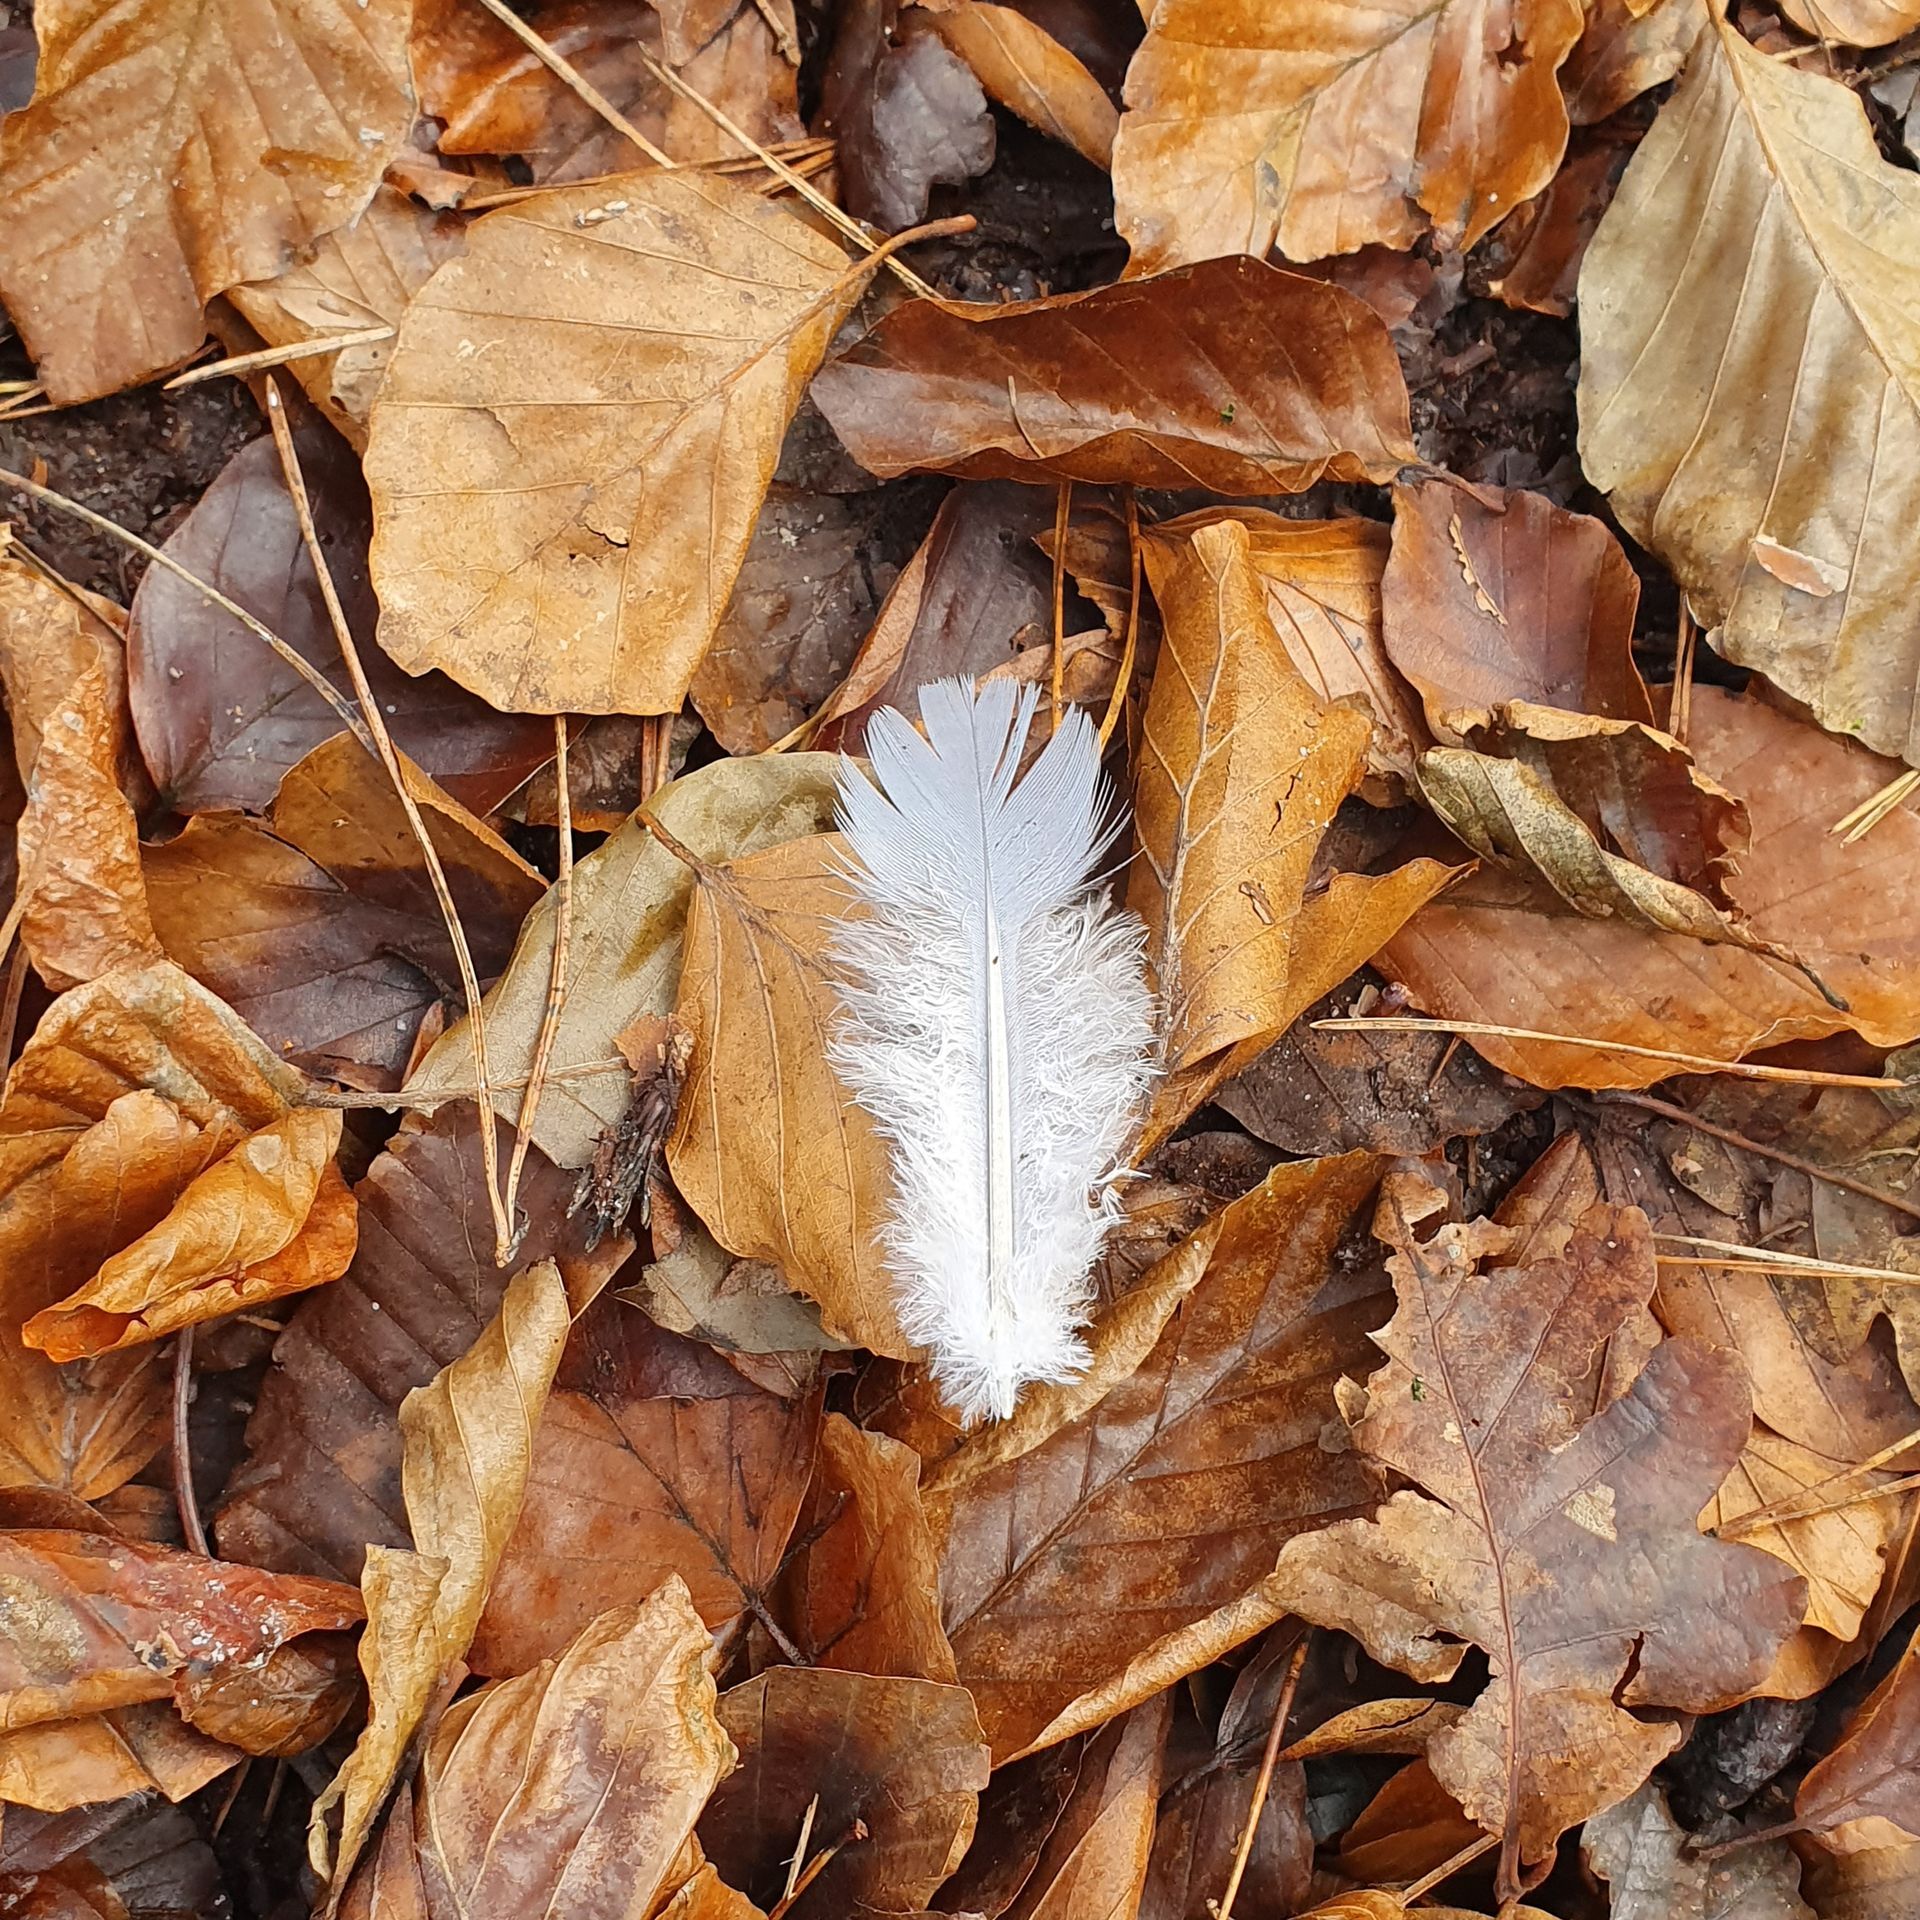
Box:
(1655, 1234, 1920, 1286)
(1833, 768, 1920, 845)
(305, 1054, 630, 1109)
(1690, 1816, 1806, 1859)
(260, 382, 513, 1262)
(1400, 1831, 1499, 1902)
(768, 1820, 867, 1920)
(1670, 600, 1696, 744)
(1595, 1090, 1920, 1226)
(783, 1796, 819, 1902)
(1718, 1468, 1920, 1540)
(172, 1326, 210, 1557)
(639, 712, 674, 803)
(1716, 1423, 1920, 1537)
(1219, 1635, 1309, 1920)
(457, 137, 838, 210)
(1097, 489, 1143, 752)
(1313, 1015, 1909, 1091)
(503, 717, 574, 1248)
(1049, 481, 1071, 725)
(163, 328, 396, 390)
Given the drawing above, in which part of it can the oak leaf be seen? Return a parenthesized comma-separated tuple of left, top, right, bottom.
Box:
(812, 256, 1414, 494)
(1584, 1781, 1812, 1920)
(1578, 13, 1920, 767)
(365, 171, 881, 716)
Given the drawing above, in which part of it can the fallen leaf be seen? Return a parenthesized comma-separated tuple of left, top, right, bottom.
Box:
(1577, 13, 1920, 767)
(1584, 1780, 1813, 1920)
(1797, 1624, 1920, 1852)
(127, 429, 550, 820)
(1802, 1840, 1920, 1918)
(366, 171, 879, 716)
(0, 1702, 237, 1816)
(1481, 128, 1634, 318)
(930, 1150, 1387, 1760)
(216, 1105, 629, 1581)
(144, 731, 545, 1089)
(813, 256, 1414, 493)
(1267, 1204, 1805, 1897)
(173, 1629, 362, 1758)
(818, 0, 996, 228)
(470, 1291, 822, 1673)
(1111, 0, 1585, 270)
(0, 0, 413, 402)
(0, 1795, 225, 1918)
(771, 1411, 957, 1680)
(924, 2, 1119, 167)
(23, 1107, 354, 1359)
(698, 1667, 990, 1918)
(1778, 0, 1920, 46)
(1562, 0, 1703, 124)
(1128, 519, 1455, 1135)
(410, 750, 840, 1170)
(1334, 1759, 1485, 1887)
(1281, 1697, 1467, 1762)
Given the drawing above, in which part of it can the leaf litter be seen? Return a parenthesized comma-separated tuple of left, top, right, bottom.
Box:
(4, 2, 1920, 1914)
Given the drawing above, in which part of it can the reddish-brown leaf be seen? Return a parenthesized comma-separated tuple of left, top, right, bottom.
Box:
(1797, 1625, 1920, 1852)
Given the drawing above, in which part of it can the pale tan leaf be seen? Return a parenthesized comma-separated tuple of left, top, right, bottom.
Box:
(1777, 0, 1920, 47)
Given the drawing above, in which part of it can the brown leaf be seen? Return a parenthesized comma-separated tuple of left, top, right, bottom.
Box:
(1577, 13, 1920, 767)
(470, 1291, 822, 1674)
(0, 1796, 225, 1917)
(1128, 519, 1455, 1136)
(812, 257, 1414, 493)
(0, 1702, 237, 1815)
(1803, 1840, 1920, 1917)
(818, 0, 996, 229)
(127, 430, 550, 816)
(698, 1667, 990, 1918)
(216, 1104, 629, 1582)
(411, 751, 841, 1170)
(0, 0, 412, 402)
(173, 1630, 362, 1758)
(923, 2, 1119, 167)
(666, 833, 902, 1356)
(1481, 128, 1633, 318)
(1111, 0, 1584, 270)
(1268, 1205, 1805, 1897)
(366, 172, 877, 717)
(1334, 1760, 1484, 1888)
(145, 731, 545, 1089)
(1798, 1626, 1920, 1852)
(1584, 1780, 1813, 1920)
(23, 1107, 353, 1359)
(1381, 474, 1649, 739)
(0, 561, 160, 991)
(1280, 1697, 1466, 1762)
(930, 1150, 1387, 1761)
(771, 1411, 957, 1680)
(1562, 0, 1702, 128)
(1777, 0, 1920, 50)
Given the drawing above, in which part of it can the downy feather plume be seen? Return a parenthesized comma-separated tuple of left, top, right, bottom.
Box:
(829, 677, 1155, 1425)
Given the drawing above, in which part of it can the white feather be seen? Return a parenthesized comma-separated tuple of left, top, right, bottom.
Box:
(829, 677, 1155, 1425)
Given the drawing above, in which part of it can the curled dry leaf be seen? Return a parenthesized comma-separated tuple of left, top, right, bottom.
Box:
(411, 750, 840, 1170)
(1268, 1204, 1805, 1897)
(930, 1150, 1387, 1761)
(1129, 520, 1456, 1139)
(813, 256, 1414, 494)
(22, 1107, 354, 1360)
(126, 431, 551, 818)
(1578, 12, 1920, 767)
(366, 171, 880, 717)
(0, 0, 413, 402)
(698, 1666, 990, 1919)
(0, 1701, 237, 1815)
(1111, 0, 1584, 271)
(923, 1, 1119, 167)
(1584, 1780, 1813, 1920)
(1796, 1625, 1920, 1853)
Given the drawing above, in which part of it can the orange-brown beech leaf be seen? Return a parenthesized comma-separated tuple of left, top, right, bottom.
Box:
(1576, 13, 1920, 769)
(1110, 0, 1583, 271)
(1562, 0, 1702, 128)
(1797, 1626, 1920, 1852)
(698, 1668, 990, 1919)
(927, 1150, 1387, 1763)
(654, 1861, 766, 1920)
(365, 173, 875, 719)
(1333, 1760, 1485, 1889)
(217, 1104, 627, 1580)
(1378, 688, 1920, 1087)
(812, 257, 1413, 495)
(1804, 1841, 1920, 1918)
(1267, 1206, 1805, 1899)
(1778, 0, 1920, 44)
(146, 731, 543, 1090)
(0, 963, 308, 1506)
(0, 1527, 360, 1731)
(1381, 474, 1649, 740)
(922, 2, 1118, 167)
(412, 751, 840, 1172)
(23, 1108, 351, 1360)
(0, 1701, 238, 1815)
(174, 1629, 362, 1758)
(1585, 1781, 1814, 1920)
(666, 833, 903, 1357)
(0, 561, 160, 992)
(127, 431, 551, 818)
(1128, 520, 1455, 1139)
(771, 1412, 956, 1681)
(470, 1292, 822, 1675)
(1480, 128, 1634, 318)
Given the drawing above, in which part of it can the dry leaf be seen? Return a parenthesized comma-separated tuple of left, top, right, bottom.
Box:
(1778, 0, 1920, 46)
(366, 171, 877, 716)
(1268, 1204, 1805, 1897)
(23, 1107, 353, 1359)
(411, 751, 840, 1170)
(0, 0, 413, 402)
(0, 1702, 238, 1816)
(813, 256, 1414, 493)
(1577, 13, 1920, 767)
(1796, 1625, 1920, 1852)
(1111, 0, 1584, 269)
(1481, 130, 1633, 317)
(1334, 1759, 1485, 1888)
(923, 2, 1119, 167)
(1281, 1698, 1467, 1762)
(1584, 1780, 1813, 1920)
(1562, 0, 1703, 125)
(698, 1667, 990, 1918)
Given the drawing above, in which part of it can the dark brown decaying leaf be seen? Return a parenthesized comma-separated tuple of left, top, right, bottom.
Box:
(0, 0, 413, 402)
(813, 256, 1414, 494)
(127, 431, 551, 817)
(1796, 1625, 1920, 1852)
(1268, 1205, 1805, 1897)
(698, 1666, 990, 1918)
(1480, 130, 1634, 319)
(1583, 1781, 1812, 1920)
